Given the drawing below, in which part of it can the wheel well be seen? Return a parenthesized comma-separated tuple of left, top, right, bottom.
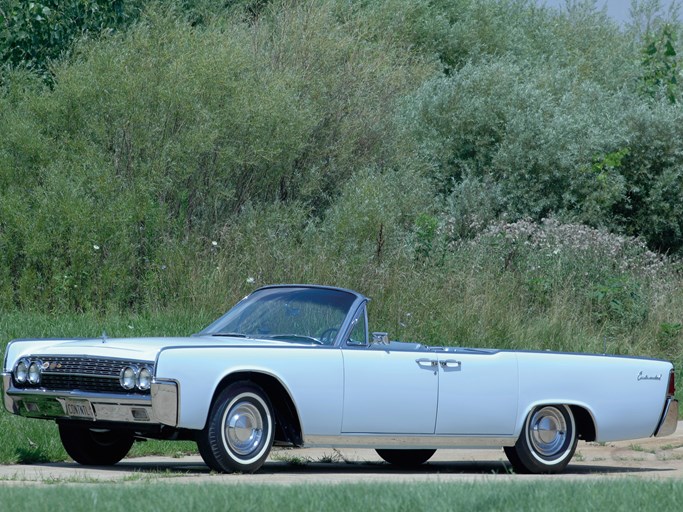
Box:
(569, 405, 596, 442)
(212, 372, 303, 447)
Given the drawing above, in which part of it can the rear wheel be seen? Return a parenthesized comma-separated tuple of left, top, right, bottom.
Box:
(59, 424, 134, 465)
(504, 404, 577, 474)
(197, 381, 275, 473)
(376, 449, 436, 467)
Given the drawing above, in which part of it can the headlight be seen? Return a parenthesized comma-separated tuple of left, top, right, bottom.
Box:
(120, 366, 137, 390)
(27, 361, 42, 385)
(14, 359, 29, 384)
(137, 366, 152, 391)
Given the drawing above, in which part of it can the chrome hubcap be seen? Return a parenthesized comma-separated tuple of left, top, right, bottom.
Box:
(225, 401, 263, 456)
(529, 407, 567, 457)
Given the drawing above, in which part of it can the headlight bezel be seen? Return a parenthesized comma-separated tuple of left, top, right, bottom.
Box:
(27, 360, 43, 385)
(137, 366, 153, 391)
(14, 358, 30, 384)
(120, 365, 138, 390)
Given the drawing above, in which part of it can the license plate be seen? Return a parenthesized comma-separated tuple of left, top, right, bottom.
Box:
(64, 399, 95, 419)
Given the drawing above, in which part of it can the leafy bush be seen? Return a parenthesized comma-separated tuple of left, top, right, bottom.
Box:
(404, 49, 683, 253)
(0, 0, 145, 77)
(0, 1, 432, 311)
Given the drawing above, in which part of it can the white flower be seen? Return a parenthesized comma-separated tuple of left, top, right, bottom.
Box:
(211, 241, 218, 247)
(93, 245, 100, 251)
(246, 277, 255, 284)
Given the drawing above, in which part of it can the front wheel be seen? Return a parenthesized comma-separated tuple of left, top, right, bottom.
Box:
(376, 449, 436, 467)
(59, 424, 134, 465)
(197, 381, 275, 473)
(504, 404, 577, 474)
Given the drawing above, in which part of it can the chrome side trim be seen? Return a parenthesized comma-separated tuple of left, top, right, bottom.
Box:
(303, 434, 517, 449)
(654, 398, 679, 437)
(151, 379, 179, 427)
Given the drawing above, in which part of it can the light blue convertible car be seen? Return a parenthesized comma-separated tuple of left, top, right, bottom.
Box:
(2, 285, 678, 473)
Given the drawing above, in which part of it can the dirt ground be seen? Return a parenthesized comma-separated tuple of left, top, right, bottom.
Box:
(1, 422, 682, 485)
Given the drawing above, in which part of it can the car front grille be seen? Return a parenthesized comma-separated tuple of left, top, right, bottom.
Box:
(40, 374, 124, 394)
(40, 356, 140, 377)
(17, 356, 154, 395)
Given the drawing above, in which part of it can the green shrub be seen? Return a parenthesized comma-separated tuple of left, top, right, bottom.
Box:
(403, 50, 683, 254)
(0, 0, 145, 78)
(0, 1, 433, 311)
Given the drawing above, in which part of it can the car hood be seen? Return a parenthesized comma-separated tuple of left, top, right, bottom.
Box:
(4, 335, 299, 366)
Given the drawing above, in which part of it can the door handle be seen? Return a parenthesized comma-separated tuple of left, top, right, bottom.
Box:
(440, 359, 462, 369)
(415, 358, 438, 367)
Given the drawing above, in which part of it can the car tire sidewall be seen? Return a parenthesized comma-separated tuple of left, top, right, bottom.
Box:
(376, 449, 436, 467)
(509, 404, 577, 474)
(201, 382, 275, 473)
(59, 424, 134, 465)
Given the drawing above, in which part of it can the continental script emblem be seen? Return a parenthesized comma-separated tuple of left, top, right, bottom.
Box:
(637, 371, 662, 381)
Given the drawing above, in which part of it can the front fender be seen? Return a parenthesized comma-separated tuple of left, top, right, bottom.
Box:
(154, 345, 344, 434)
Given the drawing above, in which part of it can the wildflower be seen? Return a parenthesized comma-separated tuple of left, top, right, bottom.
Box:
(246, 277, 255, 284)
(212, 241, 218, 247)
(93, 245, 100, 251)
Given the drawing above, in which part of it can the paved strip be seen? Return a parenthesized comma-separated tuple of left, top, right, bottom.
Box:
(1, 422, 681, 485)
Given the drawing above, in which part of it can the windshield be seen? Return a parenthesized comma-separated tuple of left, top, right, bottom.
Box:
(199, 286, 359, 345)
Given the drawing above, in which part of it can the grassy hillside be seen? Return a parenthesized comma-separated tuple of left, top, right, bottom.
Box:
(0, 0, 681, 369)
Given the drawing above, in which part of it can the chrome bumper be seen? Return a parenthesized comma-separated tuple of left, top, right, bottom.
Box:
(2, 372, 178, 427)
(654, 398, 679, 437)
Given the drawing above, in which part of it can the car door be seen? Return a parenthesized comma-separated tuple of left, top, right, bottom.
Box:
(341, 349, 439, 433)
(434, 350, 518, 435)
(340, 305, 438, 434)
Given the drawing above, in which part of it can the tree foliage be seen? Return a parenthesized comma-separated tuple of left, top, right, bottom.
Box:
(0, 0, 145, 78)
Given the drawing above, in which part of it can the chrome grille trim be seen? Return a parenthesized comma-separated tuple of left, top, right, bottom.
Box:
(39, 356, 149, 377)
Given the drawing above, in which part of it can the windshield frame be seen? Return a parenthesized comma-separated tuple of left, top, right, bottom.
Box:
(197, 285, 368, 346)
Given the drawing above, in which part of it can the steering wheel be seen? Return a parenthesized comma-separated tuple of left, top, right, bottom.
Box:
(319, 328, 339, 345)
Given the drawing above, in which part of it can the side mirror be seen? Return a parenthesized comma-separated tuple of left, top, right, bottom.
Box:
(372, 332, 389, 345)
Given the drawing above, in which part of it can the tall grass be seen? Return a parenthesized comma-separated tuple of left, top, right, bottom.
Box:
(1, 215, 682, 464)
